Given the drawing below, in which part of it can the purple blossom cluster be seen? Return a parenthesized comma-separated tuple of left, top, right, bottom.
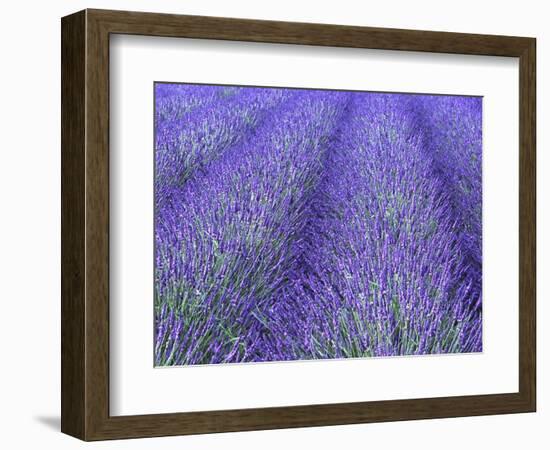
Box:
(154, 83, 482, 366)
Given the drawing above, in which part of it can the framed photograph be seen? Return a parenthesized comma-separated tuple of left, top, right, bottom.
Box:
(61, 9, 536, 440)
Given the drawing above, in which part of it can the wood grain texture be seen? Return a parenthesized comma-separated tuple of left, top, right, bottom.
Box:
(61, 10, 86, 439)
(518, 39, 536, 409)
(89, 8, 532, 56)
(61, 8, 537, 441)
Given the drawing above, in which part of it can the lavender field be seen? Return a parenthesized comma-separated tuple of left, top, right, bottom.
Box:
(154, 83, 482, 366)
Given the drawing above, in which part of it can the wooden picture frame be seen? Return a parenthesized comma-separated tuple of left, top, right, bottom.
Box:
(61, 8, 536, 441)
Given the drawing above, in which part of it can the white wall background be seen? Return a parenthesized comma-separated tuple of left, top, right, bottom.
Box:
(0, 0, 546, 448)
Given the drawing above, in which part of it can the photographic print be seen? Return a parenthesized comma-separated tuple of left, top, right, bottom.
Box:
(154, 83, 482, 367)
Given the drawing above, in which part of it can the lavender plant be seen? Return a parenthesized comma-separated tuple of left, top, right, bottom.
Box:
(154, 84, 482, 366)
(155, 85, 290, 209)
(410, 95, 483, 306)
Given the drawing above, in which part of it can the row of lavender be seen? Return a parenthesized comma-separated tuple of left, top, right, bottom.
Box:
(154, 83, 482, 366)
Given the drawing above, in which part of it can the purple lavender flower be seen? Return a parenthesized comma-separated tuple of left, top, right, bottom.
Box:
(154, 84, 482, 366)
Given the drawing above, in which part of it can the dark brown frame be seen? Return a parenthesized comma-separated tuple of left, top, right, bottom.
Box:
(61, 8, 536, 441)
